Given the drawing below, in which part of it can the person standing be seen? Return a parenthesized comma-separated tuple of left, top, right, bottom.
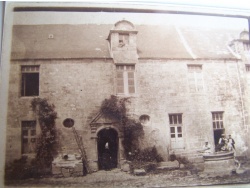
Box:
(216, 134, 227, 151)
(102, 142, 112, 170)
(228, 134, 235, 150)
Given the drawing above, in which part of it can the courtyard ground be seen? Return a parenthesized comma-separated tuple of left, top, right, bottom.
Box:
(5, 167, 250, 188)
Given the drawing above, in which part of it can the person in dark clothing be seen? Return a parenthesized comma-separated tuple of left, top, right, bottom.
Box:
(216, 134, 227, 151)
(102, 142, 112, 170)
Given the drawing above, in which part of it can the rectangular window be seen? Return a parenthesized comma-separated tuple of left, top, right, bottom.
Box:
(119, 34, 129, 45)
(21, 66, 39, 96)
(243, 42, 250, 52)
(187, 65, 204, 92)
(116, 65, 135, 95)
(246, 64, 250, 72)
(169, 114, 184, 149)
(21, 121, 37, 154)
(212, 112, 224, 129)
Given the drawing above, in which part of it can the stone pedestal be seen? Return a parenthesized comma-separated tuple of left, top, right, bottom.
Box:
(52, 154, 83, 176)
(202, 151, 235, 176)
(203, 158, 235, 176)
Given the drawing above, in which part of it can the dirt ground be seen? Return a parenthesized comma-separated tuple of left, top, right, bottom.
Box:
(5, 167, 250, 188)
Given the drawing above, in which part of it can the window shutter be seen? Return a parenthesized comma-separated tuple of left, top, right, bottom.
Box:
(116, 71, 124, 93)
(127, 72, 135, 93)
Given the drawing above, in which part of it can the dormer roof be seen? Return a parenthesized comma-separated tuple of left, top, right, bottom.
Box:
(114, 20, 136, 30)
(240, 30, 249, 41)
(107, 20, 138, 41)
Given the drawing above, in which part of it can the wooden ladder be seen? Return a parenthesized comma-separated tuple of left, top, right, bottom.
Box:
(72, 127, 91, 174)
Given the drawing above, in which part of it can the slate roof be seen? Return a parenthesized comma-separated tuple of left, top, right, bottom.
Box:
(11, 24, 239, 60)
(179, 27, 238, 59)
(11, 25, 112, 59)
(136, 25, 192, 59)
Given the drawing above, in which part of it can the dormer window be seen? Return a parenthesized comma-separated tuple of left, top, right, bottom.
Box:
(246, 64, 250, 72)
(243, 42, 250, 52)
(119, 34, 129, 45)
(108, 20, 138, 64)
(240, 30, 249, 41)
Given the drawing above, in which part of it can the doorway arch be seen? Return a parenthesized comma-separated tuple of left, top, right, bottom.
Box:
(97, 128, 118, 170)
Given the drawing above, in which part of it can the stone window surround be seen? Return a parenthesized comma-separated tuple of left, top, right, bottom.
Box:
(169, 113, 184, 149)
(243, 42, 250, 52)
(21, 65, 40, 97)
(246, 64, 250, 72)
(212, 111, 224, 130)
(115, 64, 136, 96)
(118, 33, 129, 45)
(21, 120, 37, 155)
(187, 64, 204, 92)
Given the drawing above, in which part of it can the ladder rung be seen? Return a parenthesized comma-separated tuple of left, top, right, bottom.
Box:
(72, 127, 91, 173)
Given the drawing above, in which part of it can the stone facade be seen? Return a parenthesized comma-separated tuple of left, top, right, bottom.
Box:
(5, 19, 250, 171)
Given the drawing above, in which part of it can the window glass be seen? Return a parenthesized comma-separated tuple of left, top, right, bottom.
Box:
(187, 65, 203, 92)
(212, 112, 224, 129)
(169, 114, 184, 149)
(21, 121, 36, 154)
(116, 65, 135, 95)
(21, 66, 39, 96)
(170, 127, 175, 133)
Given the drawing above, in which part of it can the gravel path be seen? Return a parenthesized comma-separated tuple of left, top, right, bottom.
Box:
(5, 168, 250, 187)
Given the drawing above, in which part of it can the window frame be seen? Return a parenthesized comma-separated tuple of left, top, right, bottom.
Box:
(21, 65, 40, 97)
(243, 42, 250, 52)
(169, 113, 184, 149)
(118, 33, 129, 45)
(246, 64, 250, 72)
(212, 112, 224, 130)
(116, 64, 136, 95)
(187, 64, 204, 92)
(21, 121, 37, 154)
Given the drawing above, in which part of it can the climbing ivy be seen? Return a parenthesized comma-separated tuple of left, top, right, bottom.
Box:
(31, 98, 59, 170)
(100, 95, 128, 122)
(100, 95, 144, 158)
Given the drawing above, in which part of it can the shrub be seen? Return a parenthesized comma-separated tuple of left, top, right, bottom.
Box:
(169, 154, 194, 169)
(100, 95, 144, 158)
(5, 156, 38, 180)
(132, 146, 164, 163)
(129, 146, 163, 172)
(31, 98, 60, 171)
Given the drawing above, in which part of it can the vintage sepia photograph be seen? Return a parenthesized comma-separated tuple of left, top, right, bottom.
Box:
(1, 1, 250, 187)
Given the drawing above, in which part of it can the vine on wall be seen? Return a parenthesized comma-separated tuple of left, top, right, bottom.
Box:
(100, 95, 144, 158)
(31, 98, 60, 170)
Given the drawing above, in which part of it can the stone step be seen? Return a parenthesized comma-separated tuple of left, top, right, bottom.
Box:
(133, 169, 146, 176)
(157, 161, 179, 170)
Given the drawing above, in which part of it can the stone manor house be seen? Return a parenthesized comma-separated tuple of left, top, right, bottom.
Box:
(5, 17, 250, 171)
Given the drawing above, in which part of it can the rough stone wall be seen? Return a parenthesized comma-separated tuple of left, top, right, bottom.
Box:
(5, 58, 249, 165)
(128, 59, 248, 160)
(232, 38, 250, 156)
(6, 59, 115, 164)
(244, 70, 250, 157)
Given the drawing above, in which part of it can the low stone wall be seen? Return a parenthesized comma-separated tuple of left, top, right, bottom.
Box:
(52, 154, 83, 177)
(202, 152, 235, 176)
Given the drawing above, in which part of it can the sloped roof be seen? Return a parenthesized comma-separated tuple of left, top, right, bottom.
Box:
(136, 25, 192, 59)
(179, 26, 239, 59)
(11, 24, 112, 59)
(11, 24, 239, 60)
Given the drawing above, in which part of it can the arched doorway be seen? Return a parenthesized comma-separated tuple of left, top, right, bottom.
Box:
(97, 128, 118, 170)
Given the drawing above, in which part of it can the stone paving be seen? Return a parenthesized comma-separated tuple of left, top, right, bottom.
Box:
(5, 168, 250, 188)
